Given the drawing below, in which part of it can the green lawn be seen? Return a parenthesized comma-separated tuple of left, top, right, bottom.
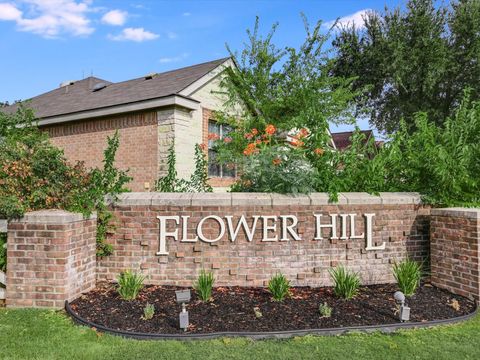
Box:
(0, 308, 479, 360)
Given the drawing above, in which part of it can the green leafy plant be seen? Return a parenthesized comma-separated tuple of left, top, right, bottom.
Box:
(392, 259, 423, 297)
(329, 266, 360, 300)
(155, 142, 212, 193)
(0, 107, 131, 258)
(142, 303, 155, 320)
(0, 233, 6, 273)
(194, 270, 215, 301)
(117, 270, 145, 301)
(267, 272, 291, 302)
(319, 302, 332, 318)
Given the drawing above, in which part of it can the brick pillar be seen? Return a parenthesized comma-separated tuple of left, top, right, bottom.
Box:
(6, 210, 97, 308)
(430, 208, 480, 301)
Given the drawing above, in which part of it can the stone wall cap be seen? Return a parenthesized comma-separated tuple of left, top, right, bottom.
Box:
(111, 192, 423, 207)
(379, 192, 422, 205)
(271, 194, 311, 206)
(231, 193, 272, 206)
(12, 209, 96, 224)
(341, 192, 382, 205)
(190, 193, 232, 206)
(431, 207, 480, 219)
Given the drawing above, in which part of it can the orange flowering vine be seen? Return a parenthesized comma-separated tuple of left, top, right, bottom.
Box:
(265, 124, 276, 136)
(291, 138, 304, 147)
(272, 158, 282, 166)
(243, 142, 258, 156)
(208, 133, 220, 141)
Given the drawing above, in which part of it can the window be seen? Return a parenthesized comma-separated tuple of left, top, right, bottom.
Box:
(208, 120, 236, 178)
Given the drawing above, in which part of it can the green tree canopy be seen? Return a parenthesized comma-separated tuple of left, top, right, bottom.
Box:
(331, 0, 480, 134)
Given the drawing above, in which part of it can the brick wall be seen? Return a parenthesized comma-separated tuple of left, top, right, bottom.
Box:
(431, 208, 480, 301)
(6, 210, 96, 308)
(97, 192, 430, 287)
(43, 111, 158, 192)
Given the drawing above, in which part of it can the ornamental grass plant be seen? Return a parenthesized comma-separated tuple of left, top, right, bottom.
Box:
(267, 272, 291, 301)
(117, 270, 145, 301)
(194, 270, 215, 301)
(329, 266, 360, 300)
(392, 259, 423, 297)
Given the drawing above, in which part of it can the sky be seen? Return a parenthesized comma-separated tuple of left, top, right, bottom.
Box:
(0, 0, 408, 133)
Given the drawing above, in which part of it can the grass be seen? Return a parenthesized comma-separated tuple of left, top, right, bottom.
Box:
(0, 308, 479, 359)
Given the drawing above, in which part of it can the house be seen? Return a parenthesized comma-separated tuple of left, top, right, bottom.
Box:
(4, 58, 239, 191)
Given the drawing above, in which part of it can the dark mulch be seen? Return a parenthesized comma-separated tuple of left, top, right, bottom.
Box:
(70, 283, 476, 334)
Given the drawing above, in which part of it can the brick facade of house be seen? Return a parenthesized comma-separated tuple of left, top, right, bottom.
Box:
(44, 111, 159, 192)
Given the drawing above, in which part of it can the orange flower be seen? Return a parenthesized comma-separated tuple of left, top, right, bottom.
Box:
(199, 143, 207, 151)
(255, 139, 262, 145)
(251, 128, 258, 136)
(314, 147, 324, 155)
(291, 138, 304, 147)
(223, 136, 232, 143)
(208, 133, 220, 140)
(265, 124, 276, 135)
(243, 142, 258, 156)
(244, 133, 254, 140)
(272, 158, 282, 166)
(299, 128, 309, 138)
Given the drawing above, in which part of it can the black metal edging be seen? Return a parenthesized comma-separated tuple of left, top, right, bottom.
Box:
(65, 300, 478, 341)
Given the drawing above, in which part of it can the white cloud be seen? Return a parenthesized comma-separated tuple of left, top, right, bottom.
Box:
(182, 12, 190, 16)
(101, 9, 127, 26)
(109, 27, 159, 42)
(159, 52, 188, 64)
(0, 3, 22, 21)
(323, 9, 372, 30)
(0, 0, 94, 37)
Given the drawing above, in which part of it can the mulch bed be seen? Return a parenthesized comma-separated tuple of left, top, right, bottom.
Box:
(69, 283, 476, 334)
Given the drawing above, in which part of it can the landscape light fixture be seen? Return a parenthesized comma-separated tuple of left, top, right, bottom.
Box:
(394, 291, 410, 322)
(175, 289, 191, 331)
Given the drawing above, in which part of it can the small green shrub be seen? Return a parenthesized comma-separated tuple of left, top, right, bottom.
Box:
(194, 270, 215, 301)
(319, 302, 332, 318)
(268, 272, 291, 302)
(329, 266, 360, 300)
(392, 259, 422, 297)
(142, 303, 155, 320)
(117, 270, 145, 300)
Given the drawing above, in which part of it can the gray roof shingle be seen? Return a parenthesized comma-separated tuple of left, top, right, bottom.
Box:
(4, 57, 229, 119)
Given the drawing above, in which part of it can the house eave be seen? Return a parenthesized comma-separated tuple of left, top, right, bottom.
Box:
(37, 94, 200, 126)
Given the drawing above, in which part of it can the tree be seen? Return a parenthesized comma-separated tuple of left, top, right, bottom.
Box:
(331, 0, 480, 134)
(214, 16, 362, 194)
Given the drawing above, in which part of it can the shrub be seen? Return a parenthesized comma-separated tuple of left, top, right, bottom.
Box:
(142, 303, 155, 320)
(267, 272, 291, 301)
(392, 259, 423, 297)
(0, 107, 131, 257)
(329, 266, 360, 300)
(319, 302, 332, 318)
(117, 270, 145, 300)
(155, 142, 212, 193)
(194, 270, 215, 301)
